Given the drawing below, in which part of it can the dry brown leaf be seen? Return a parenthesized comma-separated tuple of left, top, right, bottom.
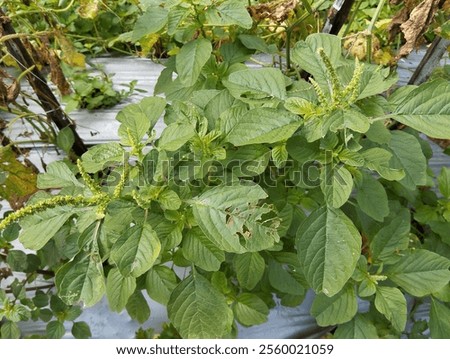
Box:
(0, 146, 38, 210)
(40, 36, 71, 96)
(388, 0, 421, 42)
(0, 68, 20, 105)
(398, 0, 440, 57)
(78, 0, 100, 19)
(389, 0, 443, 58)
(249, 0, 298, 22)
(55, 31, 86, 68)
(444, 0, 450, 12)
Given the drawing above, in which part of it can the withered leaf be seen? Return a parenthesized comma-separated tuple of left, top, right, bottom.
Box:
(249, 0, 298, 22)
(0, 146, 38, 210)
(0, 69, 20, 105)
(41, 37, 71, 96)
(392, 0, 441, 58)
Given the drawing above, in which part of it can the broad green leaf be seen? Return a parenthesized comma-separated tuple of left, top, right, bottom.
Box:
(233, 252, 265, 290)
(183, 228, 225, 271)
(39, 309, 53, 322)
(117, 97, 166, 145)
(167, 8, 186, 35)
(358, 278, 377, 297)
(145, 265, 179, 305)
(157, 121, 196, 151)
(110, 223, 161, 277)
(46, 321, 65, 339)
(19, 207, 73, 250)
(71, 321, 92, 339)
(158, 189, 181, 210)
(223, 144, 271, 177)
(392, 80, 450, 139)
(375, 286, 407, 332)
(1, 303, 29, 322)
(132, 7, 169, 41)
(50, 295, 68, 313)
(126, 291, 151, 324)
(432, 284, 450, 302)
(191, 89, 222, 109)
(365, 120, 392, 144)
(430, 298, 450, 338)
(224, 68, 287, 102)
(277, 203, 294, 237)
(388, 131, 427, 190)
(286, 135, 321, 164)
(303, 110, 342, 142)
(191, 183, 279, 253)
(238, 34, 270, 53)
(152, 150, 171, 182)
(220, 41, 253, 64)
(56, 127, 75, 153)
(233, 293, 269, 326)
(78, 220, 103, 251)
(32, 291, 49, 308)
(388, 85, 417, 107)
(81, 142, 125, 173)
(65, 307, 82, 321)
(439, 167, 450, 198)
(6, 250, 28, 272)
(334, 314, 378, 338)
(225, 108, 301, 146)
(272, 143, 288, 168)
(320, 165, 353, 208)
(204, 89, 236, 122)
(374, 286, 407, 332)
(56, 252, 105, 306)
(296, 206, 361, 296)
(168, 272, 232, 338)
(310, 284, 358, 326)
(37, 161, 82, 189)
(106, 268, 136, 312)
(326, 108, 370, 134)
(386, 250, 450, 297)
(356, 172, 389, 222)
(341, 109, 370, 133)
(0, 322, 21, 339)
(176, 39, 212, 86)
(268, 260, 305, 295)
(291, 34, 342, 91)
(357, 66, 398, 100)
(370, 209, 410, 261)
(205, 1, 252, 28)
(217, 105, 248, 137)
(361, 147, 405, 181)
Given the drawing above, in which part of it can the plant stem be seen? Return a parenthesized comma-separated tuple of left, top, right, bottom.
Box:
(8, 0, 76, 18)
(366, 0, 386, 63)
(0, 31, 53, 43)
(0, 10, 88, 156)
(343, 0, 363, 37)
(5, 283, 55, 294)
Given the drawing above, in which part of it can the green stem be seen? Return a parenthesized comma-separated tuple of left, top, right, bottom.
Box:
(286, 13, 309, 70)
(366, 0, 386, 63)
(285, 0, 327, 71)
(299, 0, 314, 14)
(0, 31, 53, 43)
(8, 0, 76, 18)
(343, 0, 364, 37)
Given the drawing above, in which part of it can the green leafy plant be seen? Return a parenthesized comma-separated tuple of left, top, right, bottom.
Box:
(62, 65, 141, 112)
(1, 33, 450, 339)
